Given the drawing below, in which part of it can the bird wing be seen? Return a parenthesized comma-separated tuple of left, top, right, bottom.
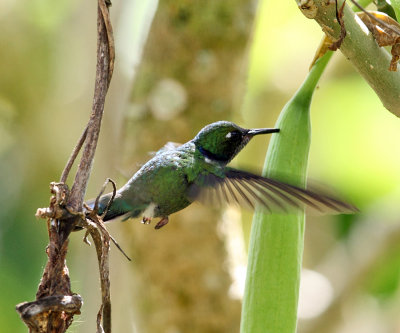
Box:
(187, 168, 358, 214)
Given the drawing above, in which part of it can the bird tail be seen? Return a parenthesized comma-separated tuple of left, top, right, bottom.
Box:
(85, 192, 128, 221)
(72, 193, 128, 232)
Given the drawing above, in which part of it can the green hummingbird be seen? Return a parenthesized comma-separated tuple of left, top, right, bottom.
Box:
(90, 121, 357, 229)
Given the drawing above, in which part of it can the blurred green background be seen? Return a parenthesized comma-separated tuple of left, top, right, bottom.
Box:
(1, 0, 400, 332)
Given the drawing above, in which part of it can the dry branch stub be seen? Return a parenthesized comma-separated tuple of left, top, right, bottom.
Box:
(16, 0, 115, 332)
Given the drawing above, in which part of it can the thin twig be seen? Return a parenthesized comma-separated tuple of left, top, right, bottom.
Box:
(109, 234, 132, 261)
(60, 125, 88, 183)
(93, 178, 117, 214)
(350, 0, 400, 35)
(329, 0, 347, 50)
(83, 218, 132, 262)
(99, 0, 115, 84)
(100, 179, 117, 219)
(84, 216, 112, 333)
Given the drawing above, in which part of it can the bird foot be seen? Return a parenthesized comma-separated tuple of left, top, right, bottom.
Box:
(155, 216, 169, 230)
(142, 216, 152, 225)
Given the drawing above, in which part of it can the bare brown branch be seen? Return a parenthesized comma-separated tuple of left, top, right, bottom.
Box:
(60, 126, 88, 184)
(84, 217, 112, 333)
(16, 295, 83, 333)
(17, 0, 115, 331)
(67, 0, 114, 219)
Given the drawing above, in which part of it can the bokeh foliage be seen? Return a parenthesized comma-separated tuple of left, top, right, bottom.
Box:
(1, 0, 400, 332)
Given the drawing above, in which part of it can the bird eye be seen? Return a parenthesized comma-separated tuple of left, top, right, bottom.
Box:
(225, 130, 241, 139)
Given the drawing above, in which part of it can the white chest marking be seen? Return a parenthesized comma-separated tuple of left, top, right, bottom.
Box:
(205, 156, 223, 167)
(143, 202, 157, 218)
(205, 157, 213, 164)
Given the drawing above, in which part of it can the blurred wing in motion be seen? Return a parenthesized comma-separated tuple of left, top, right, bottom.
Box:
(188, 168, 358, 214)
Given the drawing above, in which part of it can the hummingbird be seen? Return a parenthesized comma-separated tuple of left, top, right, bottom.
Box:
(89, 121, 357, 229)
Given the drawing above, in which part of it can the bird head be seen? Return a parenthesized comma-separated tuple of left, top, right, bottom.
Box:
(192, 121, 279, 164)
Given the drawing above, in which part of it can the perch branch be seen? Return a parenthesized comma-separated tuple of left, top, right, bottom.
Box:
(67, 0, 114, 223)
(60, 126, 88, 184)
(16, 0, 115, 332)
(297, 0, 400, 117)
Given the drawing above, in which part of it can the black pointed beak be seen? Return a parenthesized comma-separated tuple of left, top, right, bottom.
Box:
(246, 128, 280, 137)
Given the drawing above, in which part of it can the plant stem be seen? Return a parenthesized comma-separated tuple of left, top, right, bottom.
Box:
(390, 0, 400, 20)
(298, 0, 400, 117)
(240, 51, 332, 333)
